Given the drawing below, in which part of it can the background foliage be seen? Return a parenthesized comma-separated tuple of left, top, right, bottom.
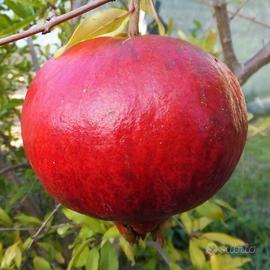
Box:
(0, 0, 269, 269)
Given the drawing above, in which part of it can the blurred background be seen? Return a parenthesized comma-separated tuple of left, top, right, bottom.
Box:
(0, 0, 269, 269)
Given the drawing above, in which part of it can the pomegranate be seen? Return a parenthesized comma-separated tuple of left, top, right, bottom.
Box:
(21, 35, 247, 240)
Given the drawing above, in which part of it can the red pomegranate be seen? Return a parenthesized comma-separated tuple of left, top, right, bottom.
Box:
(22, 35, 247, 240)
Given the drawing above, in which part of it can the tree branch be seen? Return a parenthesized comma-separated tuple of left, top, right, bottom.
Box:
(27, 203, 61, 250)
(213, 0, 270, 85)
(0, 222, 72, 232)
(213, 0, 240, 72)
(236, 41, 270, 85)
(0, 0, 115, 46)
(128, 0, 140, 37)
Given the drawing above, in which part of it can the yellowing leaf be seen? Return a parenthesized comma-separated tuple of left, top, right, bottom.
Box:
(55, 8, 130, 58)
(141, 0, 165, 35)
(165, 241, 182, 263)
(33, 257, 52, 270)
(0, 208, 12, 226)
(1, 242, 21, 268)
(179, 212, 192, 234)
(220, 255, 251, 269)
(192, 217, 212, 231)
(193, 238, 212, 249)
(202, 233, 245, 247)
(119, 237, 135, 265)
(86, 247, 99, 270)
(189, 239, 206, 269)
(213, 199, 236, 212)
(210, 254, 251, 270)
(177, 30, 188, 41)
(210, 254, 221, 270)
(196, 201, 224, 220)
(204, 30, 218, 53)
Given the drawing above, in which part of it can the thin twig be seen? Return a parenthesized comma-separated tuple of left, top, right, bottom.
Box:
(196, 0, 270, 29)
(27, 203, 61, 249)
(0, 163, 29, 176)
(0, 223, 72, 232)
(147, 240, 171, 266)
(229, 0, 247, 21)
(0, 0, 115, 46)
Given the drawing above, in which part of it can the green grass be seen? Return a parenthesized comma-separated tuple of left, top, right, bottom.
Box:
(217, 134, 270, 270)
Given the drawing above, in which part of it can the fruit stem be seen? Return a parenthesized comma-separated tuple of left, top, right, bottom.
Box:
(128, 0, 140, 37)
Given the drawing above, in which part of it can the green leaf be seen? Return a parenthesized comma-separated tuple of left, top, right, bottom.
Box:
(57, 224, 71, 237)
(189, 239, 206, 269)
(78, 225, 95, 239)
(100, 242, 119, 270)
(67, 239, 91, 270)
(14, 246, 22, 268)
(22, 237, 32, 251)
(170, 263, 183, 270)
(55, 8, 130, 58)
(1, 242, 21, 268)
(202, 233, 245, 247)
(196, 201, 224, 220)
(140, 0, 165, 35)
(37, 242, 65, 264)
(103, 226, 120, 240)
(86, 247, 100, 270)
(0, 15, 37, 36)
(5, 0, 34, 18)
(33, 257, 52, 270)
(0, 208, 12, 226)
(119, 237, 135, 265)
(0, 14, 12, 28)
(179, 212, 192, 234)
(63, 208, 105, 233)
(15, 214, 41, 225)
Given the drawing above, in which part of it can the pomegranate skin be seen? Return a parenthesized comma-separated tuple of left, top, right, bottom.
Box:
(22, 35, 247, 234)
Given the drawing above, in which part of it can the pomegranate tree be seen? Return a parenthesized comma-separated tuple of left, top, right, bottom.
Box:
(22, 35, 247, 241)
